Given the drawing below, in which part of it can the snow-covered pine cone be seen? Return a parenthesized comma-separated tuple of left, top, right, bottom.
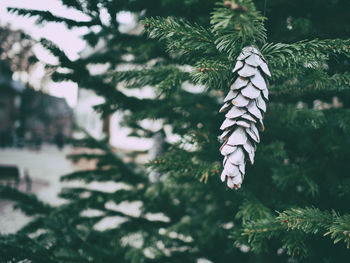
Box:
(219, 46, 271, 189)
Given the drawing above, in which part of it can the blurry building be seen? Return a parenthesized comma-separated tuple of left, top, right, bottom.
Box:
(21, 88, 73, 142)
(0, 60, 73, 146)
(0, 60, 23, 146)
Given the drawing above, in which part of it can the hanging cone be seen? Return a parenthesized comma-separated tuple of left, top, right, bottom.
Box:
(219, 46, 270, 189)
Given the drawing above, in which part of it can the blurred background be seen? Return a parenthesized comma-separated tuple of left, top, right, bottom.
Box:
(0, 0, 350, 262)
(0, 0, 153, 233)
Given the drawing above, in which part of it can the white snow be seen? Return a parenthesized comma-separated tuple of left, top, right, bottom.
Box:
(0, 145, 77, 234)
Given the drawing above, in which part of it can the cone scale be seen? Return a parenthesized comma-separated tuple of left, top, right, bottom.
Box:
(219, 46, 270, 189)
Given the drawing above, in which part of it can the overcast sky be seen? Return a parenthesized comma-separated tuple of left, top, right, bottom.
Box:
(0, 0, 88, 59)
(0, 0, 135, 107)
(0, 0, 90, 106)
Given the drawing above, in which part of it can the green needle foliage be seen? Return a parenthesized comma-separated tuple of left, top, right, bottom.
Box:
(1, 0, 350, 262)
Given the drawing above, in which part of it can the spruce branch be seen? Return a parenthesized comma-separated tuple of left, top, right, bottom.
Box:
(235, 199, 272, 224)
(234, 207, 350, 256)
(191, 59, 232, 91)
(233, 217, 282, 253)
(64, 130, 147, 184)
(110, 66, 190, 94)
(272, 164, 320, 197)
(143, 17, 218, 60)
(0, 234, 57, 263)
(211, 0, 267, 59)
(39, 38, 73, 67)
(0, 186, 52, 215)
(7, 7, 99, 29)
(262, 39, 350, 69)
(269, 72, 350, 102)
(151, 148, 220, 181)
(60, 0, 84, 12)
(278, 208, 350, 248)
(286, 72, 350, 92)
(281, 230, 309, 258)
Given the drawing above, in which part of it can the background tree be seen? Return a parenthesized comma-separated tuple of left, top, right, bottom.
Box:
(0, 25, 38, 75)
(1, 0, 350, 262)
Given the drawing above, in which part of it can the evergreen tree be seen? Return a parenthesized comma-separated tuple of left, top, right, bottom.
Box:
(1, 0, 350, 262)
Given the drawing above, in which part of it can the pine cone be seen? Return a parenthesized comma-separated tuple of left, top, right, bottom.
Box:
(219, 46, 270, 189)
